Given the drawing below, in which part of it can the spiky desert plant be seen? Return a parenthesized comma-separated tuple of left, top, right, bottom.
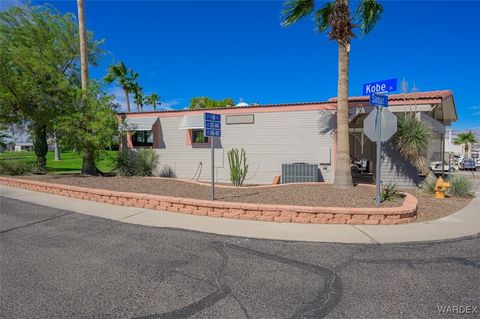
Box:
(136, 149, 159, 176)
(447, 174, 473, 198)
(228, 148, 249, 186)
(391, 115, 432, 178)
(380, 182, 400, 202)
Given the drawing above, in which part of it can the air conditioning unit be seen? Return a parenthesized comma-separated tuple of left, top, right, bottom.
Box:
(281, 163, 319, 183)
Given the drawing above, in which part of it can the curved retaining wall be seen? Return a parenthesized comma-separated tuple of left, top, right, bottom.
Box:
(0, 177, 417, 225)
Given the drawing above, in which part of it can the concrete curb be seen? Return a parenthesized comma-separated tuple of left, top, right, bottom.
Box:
(0, 176, 417, 225)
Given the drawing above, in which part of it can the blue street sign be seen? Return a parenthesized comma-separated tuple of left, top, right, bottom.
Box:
(205, 128, 221, 137)
(363, 79, 397, 95)
(370, 93, 388, 107)
(205, 113, 221, 122)
(204, 112, 221, 137)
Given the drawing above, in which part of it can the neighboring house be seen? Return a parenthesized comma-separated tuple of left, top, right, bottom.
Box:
(12, 142, 34, 152)
(119, 90, 457, 188)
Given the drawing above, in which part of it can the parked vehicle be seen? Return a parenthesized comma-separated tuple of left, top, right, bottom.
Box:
(351, 159, 369, 174)
(430, 160, 458, 173)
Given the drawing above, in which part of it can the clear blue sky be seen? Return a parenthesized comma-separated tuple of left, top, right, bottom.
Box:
(2, 0, 480, 130)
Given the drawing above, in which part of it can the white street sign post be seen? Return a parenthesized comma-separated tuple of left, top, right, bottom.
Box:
(204, 113, 221, 201)
(363, 93, 397, 206)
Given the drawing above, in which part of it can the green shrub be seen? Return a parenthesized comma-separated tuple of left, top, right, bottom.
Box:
(228, 148, 248, 186)
(420, 175, 437, 194)
(160, 166, 176, 178)
(0, 159, 35, 176)
(381, 183, 401, 202)
(136, 149, 159, 177)
(447, 174, 472, 197)
(113, 150, 138, 176)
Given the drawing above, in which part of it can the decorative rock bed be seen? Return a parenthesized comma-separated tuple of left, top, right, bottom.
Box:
(0, 177, 417, 225)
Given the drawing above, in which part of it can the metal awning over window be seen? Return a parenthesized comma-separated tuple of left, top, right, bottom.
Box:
(178, 114, 204, 129)
(119, 117, 158, 131)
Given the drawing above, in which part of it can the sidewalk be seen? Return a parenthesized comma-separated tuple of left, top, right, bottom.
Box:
(1, 184, 478, 244)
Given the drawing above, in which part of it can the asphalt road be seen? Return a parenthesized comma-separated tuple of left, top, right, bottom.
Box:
(1, 197, 479, 319)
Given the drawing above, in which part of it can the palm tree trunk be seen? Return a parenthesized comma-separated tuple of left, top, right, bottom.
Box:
(123, 87, 131, 112)
(334, 42, 353, 188)
(53, 131, 61, 161)
(77, 0, 97, 175)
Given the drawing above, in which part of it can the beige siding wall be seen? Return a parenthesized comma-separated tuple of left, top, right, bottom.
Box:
(152, 110, 335, 184)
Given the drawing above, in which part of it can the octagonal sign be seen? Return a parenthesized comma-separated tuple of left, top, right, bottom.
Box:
(364, 108, 398, 142)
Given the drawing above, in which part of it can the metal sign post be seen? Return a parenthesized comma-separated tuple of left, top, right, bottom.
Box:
(363, 79, 398, 206)
(375, 105, 383, 206)
(364, 92, 393, 206)
(204, 113, 222, 201)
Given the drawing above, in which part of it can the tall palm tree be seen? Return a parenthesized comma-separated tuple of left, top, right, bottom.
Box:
(281, 0, 383, 188)
(77, 0, 97, 175)
(454, 131, 478, 158)
(145, 93, 161, 111)
(133, 85, 144, 112)
(104, 61, 137, 112)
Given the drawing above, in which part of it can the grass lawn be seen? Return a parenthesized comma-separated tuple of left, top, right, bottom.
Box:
(0, 150, 118, 174)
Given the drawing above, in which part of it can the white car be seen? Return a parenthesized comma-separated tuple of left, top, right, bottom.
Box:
(430, 161, 458, 173)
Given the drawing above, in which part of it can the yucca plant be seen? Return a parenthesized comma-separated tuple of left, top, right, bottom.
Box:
(228, 148, 249, 186)
(447, 174, 472, 198)
(160, 166, 176, 178)
(380, 182, 400, 202)
(136, 149, 159, 176)
(391, 115, 433, 178)
(114, 150, 138, 176)
(420, 175, 437, 194)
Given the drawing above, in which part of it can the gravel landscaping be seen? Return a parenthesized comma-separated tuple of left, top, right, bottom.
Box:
(404, 189, 472, 222)
(17, 175, 404, 208)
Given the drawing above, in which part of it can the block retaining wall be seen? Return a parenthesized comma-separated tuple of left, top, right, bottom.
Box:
(0, 177, 417, 225)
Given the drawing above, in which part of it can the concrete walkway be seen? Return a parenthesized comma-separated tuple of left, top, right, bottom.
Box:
(1, 184, 478, 244)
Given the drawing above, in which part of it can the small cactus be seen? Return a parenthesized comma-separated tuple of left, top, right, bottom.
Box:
(228, 148, 248, 186)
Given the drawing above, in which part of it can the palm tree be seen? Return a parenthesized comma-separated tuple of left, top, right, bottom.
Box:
(145, 93, 161, 111)
(454, 132, 478, 158)
(281, 0, 383, 188)
(77, 0, 97, 175)
(133, 85, 144, 112)
(104, 61, 138, 112)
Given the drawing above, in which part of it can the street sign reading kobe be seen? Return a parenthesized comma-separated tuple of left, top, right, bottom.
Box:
(363, 79, 397, 95)
(204, 112, 221, 137)
(364, 108, 398, 142)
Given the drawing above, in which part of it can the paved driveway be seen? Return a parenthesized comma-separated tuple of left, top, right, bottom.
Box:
(1, 197, 479, 318)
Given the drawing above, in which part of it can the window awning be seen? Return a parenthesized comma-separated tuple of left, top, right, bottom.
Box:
(178, 114, 204, 129)
(119, 117, 158, 131)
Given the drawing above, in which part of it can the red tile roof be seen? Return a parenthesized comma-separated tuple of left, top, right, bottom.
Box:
(118, 90, 453, 115)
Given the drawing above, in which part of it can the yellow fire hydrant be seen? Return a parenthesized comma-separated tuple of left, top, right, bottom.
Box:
(434, 176, 450, 199)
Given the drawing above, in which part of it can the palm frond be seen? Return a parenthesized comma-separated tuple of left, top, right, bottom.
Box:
(315, 2, 334, 32)
(281, 0, 315, 27)
(355, 0, 383, 35)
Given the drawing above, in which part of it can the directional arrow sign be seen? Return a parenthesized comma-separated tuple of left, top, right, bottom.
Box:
(364, 108, 398, 142)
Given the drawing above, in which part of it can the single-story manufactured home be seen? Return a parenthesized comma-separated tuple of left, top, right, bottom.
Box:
(118, 90, 457, 188)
